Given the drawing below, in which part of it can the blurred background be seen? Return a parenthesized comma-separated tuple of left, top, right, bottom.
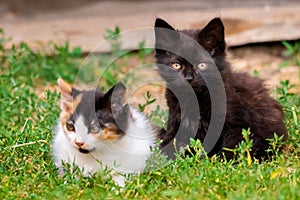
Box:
(1, 0, 300, 91)
(1, 0, 300, 50)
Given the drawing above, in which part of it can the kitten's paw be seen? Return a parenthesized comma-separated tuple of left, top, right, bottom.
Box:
(112, 175, 126, 187)
(57, 168, 65, 179)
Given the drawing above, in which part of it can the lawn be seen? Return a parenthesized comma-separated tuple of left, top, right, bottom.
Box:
(0, 28, 299, 200)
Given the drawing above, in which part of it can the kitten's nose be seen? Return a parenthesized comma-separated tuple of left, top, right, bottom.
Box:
(75, 141, 84, 147)
(185, 74, 194, 82)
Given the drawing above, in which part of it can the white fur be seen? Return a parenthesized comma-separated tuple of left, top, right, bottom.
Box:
(52, 107, 156, 186)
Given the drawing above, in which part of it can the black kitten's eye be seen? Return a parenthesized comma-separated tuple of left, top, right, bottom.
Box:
(90, 126, 100, 134)
(66, 121, 75, 132)
(197, 63, 207, 71)
(172, 62, 182, 70)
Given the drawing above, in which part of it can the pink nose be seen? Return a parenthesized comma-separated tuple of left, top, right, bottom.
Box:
(75, 141, 84, 147)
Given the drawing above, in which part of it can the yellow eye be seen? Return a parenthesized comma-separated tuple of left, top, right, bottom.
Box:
(90, 126, 100, 134)
(197, 63, 207, 71)
(66, 121, 75, 132)
(172, 62, 182, 70)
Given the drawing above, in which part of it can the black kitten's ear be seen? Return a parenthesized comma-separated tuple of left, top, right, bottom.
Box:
(102, 82, 127, 112)
(155, 18, 176, 30)
(198, 18, 225, 56)
(154, 18, 179, 54)
(57, 78, 80, 112)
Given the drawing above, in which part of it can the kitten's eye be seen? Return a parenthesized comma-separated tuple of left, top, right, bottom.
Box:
(197, 63, 207, 71)
(172, 62, 182, 70)
(66, 121, 75, 132)
(90, 126, 100, 134)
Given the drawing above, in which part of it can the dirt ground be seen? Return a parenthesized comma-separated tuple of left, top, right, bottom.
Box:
(228, 44, 299, 89)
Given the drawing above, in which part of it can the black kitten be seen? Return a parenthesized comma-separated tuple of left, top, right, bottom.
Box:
(154, 17, 287, 160)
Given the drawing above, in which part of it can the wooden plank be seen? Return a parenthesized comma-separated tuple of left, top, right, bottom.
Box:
(1, 4, 300, 52)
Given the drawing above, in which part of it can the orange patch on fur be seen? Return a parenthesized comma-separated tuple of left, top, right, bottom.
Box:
(97, 123, 123, 141)
(60, 94, 83, 130)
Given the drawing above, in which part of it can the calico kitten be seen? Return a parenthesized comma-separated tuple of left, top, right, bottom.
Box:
(52, 79, 157, 186)
(154, 18, 287, 160)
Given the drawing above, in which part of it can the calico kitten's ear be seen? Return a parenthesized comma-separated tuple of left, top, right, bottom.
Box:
(154, 18, 179, 54)
(198, 18, 225, 56)
(98, 82, 129, 133)
(100, 82, 127, 113)
(57, 78, 80, 112)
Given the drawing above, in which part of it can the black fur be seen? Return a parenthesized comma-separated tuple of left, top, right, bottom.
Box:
(155, 17, 287, 160)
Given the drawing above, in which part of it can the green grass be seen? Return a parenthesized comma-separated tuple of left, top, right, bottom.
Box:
(280, 40, 300, 82)
(0, 28, 300, 200)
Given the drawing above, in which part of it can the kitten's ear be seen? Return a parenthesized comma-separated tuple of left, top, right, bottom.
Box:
(155, 18, 176, 31)
(154, 18, 179, 54)
(198, 18, 225, 56)
(101, 82, 127, 112)
(57, 78, 80, 112)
